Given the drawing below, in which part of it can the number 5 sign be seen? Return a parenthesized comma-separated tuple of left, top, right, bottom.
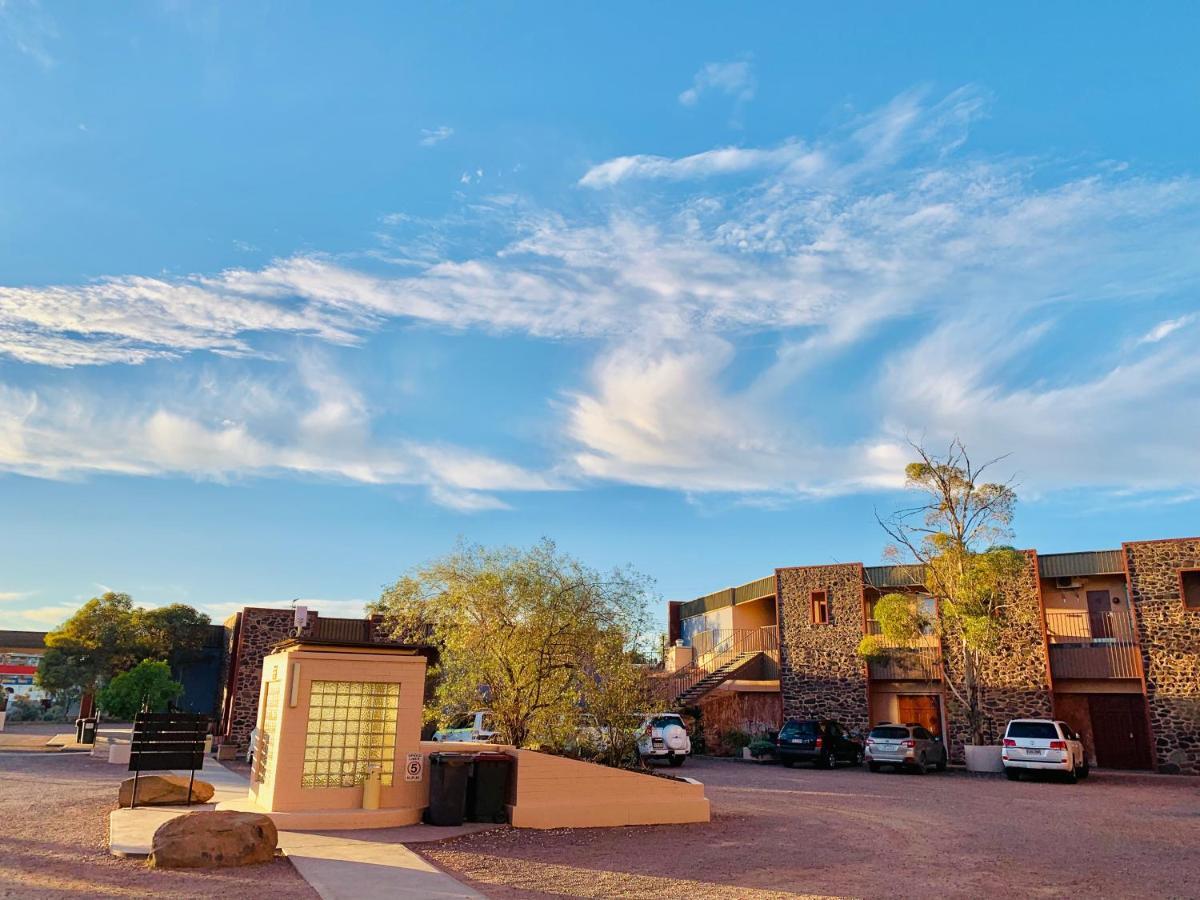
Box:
(404, 753, 424, 782)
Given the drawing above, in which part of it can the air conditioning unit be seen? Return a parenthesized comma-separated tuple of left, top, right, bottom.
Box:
(1054, 576, 1082, 589)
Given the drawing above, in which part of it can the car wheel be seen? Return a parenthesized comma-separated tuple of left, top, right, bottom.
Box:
(668, 755, 684, 767)
(913, 754, 928, 775)
(1079, 759, 1090, 779)
(854, 748, 864, 766)
(1064, 764, 1078, 784)
(823, 752, 837, 769)
(935, 751, 947, 772)
(1005, 767, 1021, 781)
(868, 762, 881, 773)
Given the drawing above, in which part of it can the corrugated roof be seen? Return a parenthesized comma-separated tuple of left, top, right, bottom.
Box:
(1037, 550, 1124, 579)
(679, 575, 775, 620)
(864, 564, 926, 589)
(0, 630, 47, 649)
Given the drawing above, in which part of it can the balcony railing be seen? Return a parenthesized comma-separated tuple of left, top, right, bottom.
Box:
(1045, 610, 1141, 679)
(865, 620, 942, 681)
(659, 626, 780, 703)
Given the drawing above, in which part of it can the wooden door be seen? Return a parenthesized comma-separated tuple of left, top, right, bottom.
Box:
(1087, 590, 1112, 639)
(897, 694, 942, 736)
(1088, 694, 1152, 769)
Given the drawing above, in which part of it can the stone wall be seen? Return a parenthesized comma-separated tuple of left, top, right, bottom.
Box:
(1124, 538, 1200, 774)
(220, 608, 317, 749)
(775, 564, 869, 735)
(940, 551, 1053, 761)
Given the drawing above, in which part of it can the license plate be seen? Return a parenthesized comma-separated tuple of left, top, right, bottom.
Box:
(1026, 748, 1044, 756)
(790, 739, 804, 744)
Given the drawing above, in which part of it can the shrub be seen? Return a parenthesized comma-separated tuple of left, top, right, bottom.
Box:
(98, 660, 182, 719)
(748, 738, 776, 758)
(717, 728, 753, 756)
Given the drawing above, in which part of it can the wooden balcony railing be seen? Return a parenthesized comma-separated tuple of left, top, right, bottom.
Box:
(1045, 610, 1141, 679)
(865, 620, 942, 681)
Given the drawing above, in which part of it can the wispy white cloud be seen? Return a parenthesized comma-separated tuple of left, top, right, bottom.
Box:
(419, 125, 454, 147)
(2, 87, 1199, 503)
(679, 59, 756, 108)
(0, 0, 57, 68)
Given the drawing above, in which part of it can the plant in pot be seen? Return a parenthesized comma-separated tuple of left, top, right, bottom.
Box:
(870, 439, 1029, 773)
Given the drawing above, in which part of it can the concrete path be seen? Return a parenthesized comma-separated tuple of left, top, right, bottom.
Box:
(107, 757, 490, 898)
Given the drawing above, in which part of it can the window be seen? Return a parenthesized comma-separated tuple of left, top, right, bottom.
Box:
(1181, 570, 1200, 611)
(780, 720, 818, 738)
(302, 680, 400, 789)
(869, 725, 910, 740)
(1006, 721, 1058, 740)
(811, 590, 830, 625)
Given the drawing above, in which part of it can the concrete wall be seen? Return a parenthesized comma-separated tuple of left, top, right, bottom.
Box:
(732, 595, 776, 631)
(1125, 538, 1200, 774)
(505, 749, 709, 828)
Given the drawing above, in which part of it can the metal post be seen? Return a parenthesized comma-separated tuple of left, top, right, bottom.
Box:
(186, 765, 196, 808)
(131, 764, 141, 809)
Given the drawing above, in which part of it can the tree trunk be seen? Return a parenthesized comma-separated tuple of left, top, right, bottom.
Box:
(963, 642, 984, 745)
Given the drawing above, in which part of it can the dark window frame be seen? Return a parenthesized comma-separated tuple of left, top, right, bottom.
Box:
(1179, 568, 1200, 612)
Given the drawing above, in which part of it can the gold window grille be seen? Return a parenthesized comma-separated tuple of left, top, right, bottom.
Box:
(253, 680, 280, 785)
(302, 680, 399, 788)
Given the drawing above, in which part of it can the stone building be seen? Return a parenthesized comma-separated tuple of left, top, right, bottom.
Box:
(665, 535, 1200, 774)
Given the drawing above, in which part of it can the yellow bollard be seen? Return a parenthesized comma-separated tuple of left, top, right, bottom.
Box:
(362, 764, 381, 810)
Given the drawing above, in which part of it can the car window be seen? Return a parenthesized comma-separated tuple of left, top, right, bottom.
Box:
(480, 714, 494, 731)
(447, 714, 473, 729)
(651, 715, 682, 729)
(1007, 721, 1058, 739)
(869, 726, 910, 739)
(914, 727, 932, 740)
(780, 720, 818, 738)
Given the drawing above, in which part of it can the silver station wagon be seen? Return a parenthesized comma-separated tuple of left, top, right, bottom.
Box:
(864, 723, 948, 774)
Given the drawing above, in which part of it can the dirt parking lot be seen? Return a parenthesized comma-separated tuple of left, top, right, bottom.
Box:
(422, 756, 1200, 899)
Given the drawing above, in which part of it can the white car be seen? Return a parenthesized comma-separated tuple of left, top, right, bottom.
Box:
(432, 710, 500, 743)
(636, 713, 691, 767)
(1002, 718, 1089, 782)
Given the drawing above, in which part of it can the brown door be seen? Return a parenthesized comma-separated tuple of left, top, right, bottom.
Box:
(1086, 590, 1112, 639)
(897, 694, 942, 736)
(1088, 694, 1152, 769)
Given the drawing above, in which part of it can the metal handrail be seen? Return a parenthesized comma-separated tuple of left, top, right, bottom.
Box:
(1045, 610, 1140, 679)
(661, 627, 778, 703)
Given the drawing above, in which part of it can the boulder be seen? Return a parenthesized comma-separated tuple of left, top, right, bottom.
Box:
(148, 810, 277, 869)
(118, 774, 214, 808)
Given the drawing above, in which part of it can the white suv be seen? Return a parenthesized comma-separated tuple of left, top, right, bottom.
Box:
(1002, 718, 1089, 782)
(636, 713, 691, 767)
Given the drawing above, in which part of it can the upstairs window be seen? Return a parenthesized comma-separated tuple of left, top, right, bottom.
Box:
(811, 590, 830, 625)
(1181, 570, 1200, 611)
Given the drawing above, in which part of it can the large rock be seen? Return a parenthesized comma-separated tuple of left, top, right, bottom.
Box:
(148, 810, 277, 869)
(118, 774, 214, 808)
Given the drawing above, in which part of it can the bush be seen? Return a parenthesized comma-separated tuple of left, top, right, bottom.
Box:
(4, 695, 50, 722)
(748, 738, 776, 758)
(717, 728, 753, 756)
(98, 660, 182, 719)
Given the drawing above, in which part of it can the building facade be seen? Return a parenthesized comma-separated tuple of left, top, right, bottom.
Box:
(666, 536, 1200, 775)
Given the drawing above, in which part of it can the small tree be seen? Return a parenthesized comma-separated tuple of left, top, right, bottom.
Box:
(866, 439, 1029, 746)
(133, 604, 211, 666)
(98, 660, 183, 719)
(370, 538, 654, 750)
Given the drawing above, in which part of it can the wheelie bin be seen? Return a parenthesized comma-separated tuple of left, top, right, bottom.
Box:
(426, 752, 472, 826)
(466, 751, 513, 823)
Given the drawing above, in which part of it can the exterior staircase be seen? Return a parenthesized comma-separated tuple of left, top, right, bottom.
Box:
(658, 626, 780, 708)
(673, 651, 762, 707)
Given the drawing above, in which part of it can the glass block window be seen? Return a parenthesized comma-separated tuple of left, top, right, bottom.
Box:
(253, 680, 280, 785)
(302, 680, 399, 788)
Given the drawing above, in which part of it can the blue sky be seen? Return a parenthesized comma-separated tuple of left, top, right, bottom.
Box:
(2, 2, 1199, 630)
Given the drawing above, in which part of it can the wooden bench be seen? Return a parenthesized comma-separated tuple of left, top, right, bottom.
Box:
(128, 712, 209, 808)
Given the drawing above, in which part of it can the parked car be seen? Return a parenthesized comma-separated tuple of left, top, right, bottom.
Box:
(775, 718, 863, 769)
(1002, 718, 1089, 782)
(864, 722, 947, 774)
(432, 710, 500, 743)
(636, 713, 691, 766)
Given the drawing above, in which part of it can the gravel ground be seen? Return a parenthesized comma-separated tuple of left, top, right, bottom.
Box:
(419, 756, 1200, 899)
(0, 751, 317, 899)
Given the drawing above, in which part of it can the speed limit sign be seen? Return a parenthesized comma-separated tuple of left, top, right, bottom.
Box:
(405, 753, 424, 782)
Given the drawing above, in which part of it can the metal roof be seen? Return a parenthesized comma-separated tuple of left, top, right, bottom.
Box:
(1037, 550, 1124, 579)
(864, 564, 926, 589)
(679, 575, 775, 620)
(0, 630, 47, 649)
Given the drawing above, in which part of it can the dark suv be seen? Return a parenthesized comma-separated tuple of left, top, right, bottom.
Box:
(775, 718, 863, 769)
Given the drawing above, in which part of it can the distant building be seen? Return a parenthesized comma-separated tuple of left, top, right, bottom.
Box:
(0, 630, 49, 702)
(662, 536, 1200, 775)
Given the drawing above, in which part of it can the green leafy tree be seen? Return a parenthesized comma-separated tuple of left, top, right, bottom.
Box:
(133, 604, 211, 666)
(865, 439, 1029, 745)
(98, 660, 183, 719)
(371, 538, 654, 750)
(36, 593, 210, 705)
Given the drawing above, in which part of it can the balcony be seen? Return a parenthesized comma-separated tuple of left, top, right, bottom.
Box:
(865, 620, 942, 681)
(1045, 610, 1141, 680)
